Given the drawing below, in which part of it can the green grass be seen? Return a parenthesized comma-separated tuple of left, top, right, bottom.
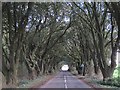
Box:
(98, 67, 120, 88)
(113, 67, 120, 78)
(99, 77, 120, 87)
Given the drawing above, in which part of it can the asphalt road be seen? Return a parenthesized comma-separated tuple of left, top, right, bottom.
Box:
(39, 71, 94, 89)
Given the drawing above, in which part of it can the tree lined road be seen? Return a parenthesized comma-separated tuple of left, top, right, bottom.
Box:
(40, 71, 93, 89)
(2, 2, 120, 88)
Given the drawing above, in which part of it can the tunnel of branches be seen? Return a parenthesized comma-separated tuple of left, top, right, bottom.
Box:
(2, 2, 120, 86)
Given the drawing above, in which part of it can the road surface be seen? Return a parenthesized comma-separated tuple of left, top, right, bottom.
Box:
(39, 71, 94, 89)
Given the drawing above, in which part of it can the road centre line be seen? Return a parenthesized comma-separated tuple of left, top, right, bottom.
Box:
(65, 83, 68, 89)
(65, 79, 67, 83)
(64, 76, 68, 88)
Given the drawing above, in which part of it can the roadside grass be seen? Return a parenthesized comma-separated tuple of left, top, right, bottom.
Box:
(99, 67, 120, 88)
(113, 67, 120, 78)
(17, 75, 48, 88)
(17, 71, 58, 88)
(78, 75, 115, 89)
(98, 78, 120, 87)
(75, 67, 120, 89)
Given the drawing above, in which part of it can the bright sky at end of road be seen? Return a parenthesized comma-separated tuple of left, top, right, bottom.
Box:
(61, 65, 69, 71)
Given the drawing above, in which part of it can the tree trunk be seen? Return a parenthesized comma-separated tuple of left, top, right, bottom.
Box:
(101, 66, 114, 81)
(34, 64, 40, 76)
(6, 45, 19, 86)
(92, 52, 99, 75)
(83, 63, 86, 76)
(76, 62, 81, 74)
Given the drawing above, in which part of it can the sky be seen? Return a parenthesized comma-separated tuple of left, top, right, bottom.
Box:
(61, 65, 69, 71)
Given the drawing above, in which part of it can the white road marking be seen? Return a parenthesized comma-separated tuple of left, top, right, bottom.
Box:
(65, 83, 68, 89)
(65, 79, 67, 83)
(64, 76, 68, 89)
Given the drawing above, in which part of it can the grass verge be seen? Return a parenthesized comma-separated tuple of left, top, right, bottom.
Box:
(17, 72, 57, 88)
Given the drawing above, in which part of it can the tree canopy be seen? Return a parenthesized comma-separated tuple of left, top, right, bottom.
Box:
(2, 2, 120, 86)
